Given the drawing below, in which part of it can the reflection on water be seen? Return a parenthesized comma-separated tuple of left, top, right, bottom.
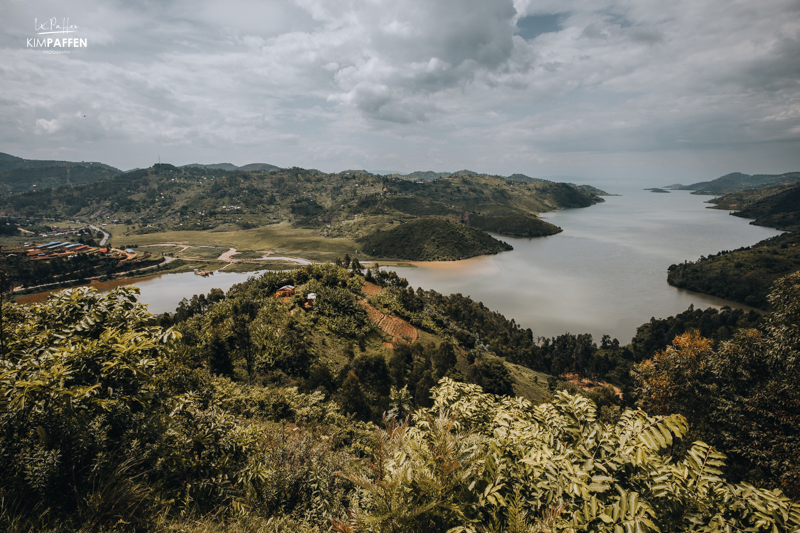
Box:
(15, 271, 260, 314)
(393, 188, 781, 342)
(115, 271, 260, 314)
(17, 189, 782, 342)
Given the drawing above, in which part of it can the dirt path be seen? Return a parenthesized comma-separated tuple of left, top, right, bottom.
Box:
(217, 247, 239, 261)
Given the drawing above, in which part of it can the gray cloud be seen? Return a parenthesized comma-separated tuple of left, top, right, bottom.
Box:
(0, 0, 798, 181)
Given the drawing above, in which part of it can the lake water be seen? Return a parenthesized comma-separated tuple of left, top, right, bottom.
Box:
(391, 188, 782, 342)
(32, 188, 782, 343)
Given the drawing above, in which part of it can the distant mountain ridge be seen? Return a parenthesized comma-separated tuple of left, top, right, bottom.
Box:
(667, 171, 800, 194)
(0, 152, 122, 193)
(182, 162, 282, 172)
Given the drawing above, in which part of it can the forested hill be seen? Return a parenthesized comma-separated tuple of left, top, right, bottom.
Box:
(670, 170, 800, 194)
(709, 182, 800, 232)
(665, 182, 800, 307)
(667, 232, 800, 308)
(358, 218, 513, 260)
(2, 262, 799, 531)
(0, 163, 601, 242)
(0, 152, 121, 193)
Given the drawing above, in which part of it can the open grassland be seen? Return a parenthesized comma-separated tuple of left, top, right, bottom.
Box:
(113, 223, 359, 261)
(504, 361, 552, 403)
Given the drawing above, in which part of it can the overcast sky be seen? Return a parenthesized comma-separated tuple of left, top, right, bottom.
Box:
(1, 0, 799, 184)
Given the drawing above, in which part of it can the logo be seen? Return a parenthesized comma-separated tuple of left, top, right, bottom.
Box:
(27, 18, 88, 53)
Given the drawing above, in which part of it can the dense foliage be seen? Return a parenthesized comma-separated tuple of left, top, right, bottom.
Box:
(2, 268, 800, 531)
(634, 271, 800, 496)
(359, 218, 513, 261)
(337, 379, 800, 533)
(3, 251, 164, 291)
(667, 232, 800, 308)
(710, 183, 800, 232)
(468, 214, 562, 238)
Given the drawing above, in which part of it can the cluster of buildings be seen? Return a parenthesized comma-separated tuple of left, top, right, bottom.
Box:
(37, 226, 91, 238)
(8, 240, 134, 262)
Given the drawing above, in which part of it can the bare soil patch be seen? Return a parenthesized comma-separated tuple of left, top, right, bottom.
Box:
(359, 300, 419, 345)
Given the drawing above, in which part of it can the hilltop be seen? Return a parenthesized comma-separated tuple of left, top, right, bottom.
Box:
(708, 182, 800, 232)
(668, 171, 800, 195)
(358, 218, 513, 261)
(182, 162, 282, 172)
(0, 160, 602, 263)
(0, 152, 121, 193)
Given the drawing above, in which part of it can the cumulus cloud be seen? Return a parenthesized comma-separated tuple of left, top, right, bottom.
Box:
(0, 0, 798, 180)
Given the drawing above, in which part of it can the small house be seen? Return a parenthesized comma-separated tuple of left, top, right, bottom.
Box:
(274, 285, 295, 298)
(303, 293, 317, 309)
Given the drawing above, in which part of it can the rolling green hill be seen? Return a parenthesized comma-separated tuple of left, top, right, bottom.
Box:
(469, 213, 562, 237)
(671, 171, 800, 195)
(0, 152, 121, 193)
(709, 183, 800, 232)
(667, 232, 800, 308)
(0, 162, 602, 260)
(359, 218, 513, 260)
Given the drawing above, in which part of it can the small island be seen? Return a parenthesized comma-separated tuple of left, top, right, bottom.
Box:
(644, 188, 671, 193)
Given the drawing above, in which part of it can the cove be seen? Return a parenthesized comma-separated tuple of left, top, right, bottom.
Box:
(392, 188, 782, 342)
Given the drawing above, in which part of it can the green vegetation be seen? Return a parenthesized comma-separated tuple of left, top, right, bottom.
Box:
(0, 152, 120, 193)
(2, 264, 800, 530)
(359, 218, 513, 261)
(469, 214, 562, 237)
(3, 251, 165, 292)
(663, 176, 800, 308)
(634, 272, 800, 495)
(709, 182, 800, 232)
(0, 161, 602, 264)
(672, 171, 800, 195)
(667, 232, 800, 308)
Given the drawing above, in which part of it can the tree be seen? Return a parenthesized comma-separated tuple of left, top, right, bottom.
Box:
(632, 330, 715, 430)
(337, 378, 800, 533)
(0, 287, 180, 513)
(338, 371, 372, 421)
(466, 358, 514, 396)
(632, 272, 800, 496)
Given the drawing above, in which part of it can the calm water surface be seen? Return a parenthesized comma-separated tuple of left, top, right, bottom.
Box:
(83, 188, 780, 343)
(392, 188, 782, 342)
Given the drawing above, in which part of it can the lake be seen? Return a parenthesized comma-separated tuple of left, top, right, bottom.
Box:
(391, 188, 781, 342)
(28, 188, 782, 343)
